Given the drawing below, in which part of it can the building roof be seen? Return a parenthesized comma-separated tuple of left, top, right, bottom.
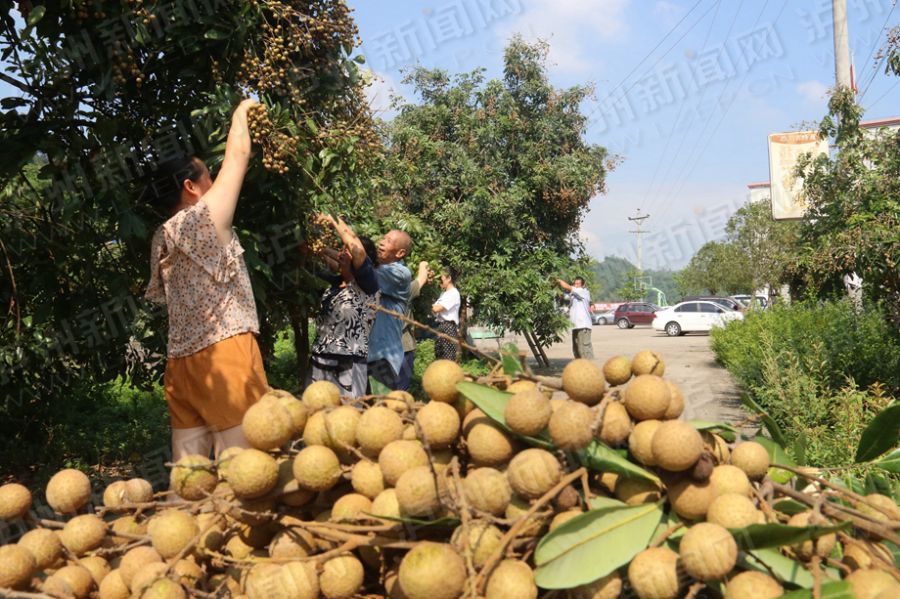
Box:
(860, 116, 900, 129)
(747, 181, 770, 189)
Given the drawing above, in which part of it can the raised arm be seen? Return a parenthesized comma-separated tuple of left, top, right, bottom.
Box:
(204, 99, 257, 246)
(557, 279, 573, 292)
(411, 261, 430, 298)
(316, 213, 366, 269)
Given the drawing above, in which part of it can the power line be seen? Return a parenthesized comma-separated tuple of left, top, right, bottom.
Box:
(858, 2, 897, 101)
(866, 78, 899, 110)
(627, 209, 651, 273)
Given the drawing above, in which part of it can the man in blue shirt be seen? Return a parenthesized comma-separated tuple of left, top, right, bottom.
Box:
(368, 230, 413, 390)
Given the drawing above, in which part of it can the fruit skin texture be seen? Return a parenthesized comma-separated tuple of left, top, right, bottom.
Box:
(709, 465, 751, 497)
(149, 510, 199, 559)
(624, 375, 671, 421)
(507, 448, 562, 499)
(357, 406, 404, 456)
(629, 420, 662, 466)
(60, 513, 107, 556)
(319, 555, 365, 599)
(466, 418, 516, 467)
(568, 571, 622, 599)
(731, 441, 770, 480)
(242, 397, 294, 450)
(119, 546, 162, 588)
(598, 401, 632, 446)
(706, 493, 760, 529)
(18, 528, 63, 570)
(451, 521, 503, 568)
(280, 561, 319, 599)
(562, 359, 607, 406)
(371, 489, 401, 519)
(44, 564, 94, 599)
(614, 477, 662, 505)
(628, 546, 681, 599)
(396, 466, 441, 518)
(505, 389, 552, 436)
(663, 381, 684, 419)
(632, 350, 665, 376)
(485, 559, 537, 599)
(858, 493, 900, 522)
(548, 401, 594, 451)
(679, 522, 737, 581)
(398, 542, 467, 599)
(787, 511, 837, 560)
(293, 446, 342, 492)
(464, 467, 512, 516)
(141, 578, 187, 599)
(302, 380, 341, 411)
(845, 568, 900, 599)
(0, 544, 36, 590)
(379, 440, 430, 486)
(331, 493, 373, 521)
(602, 355, 632, 386)
(667, 478, 715, 521)
(351, 460, 385, 499)
(651, 421, 703, 472)
(0, 483, 31, 520)
(98, 569, 130, 599)
(422, 359, 465, 403)
(46, 468, 92, 514)
(724, 571, 783, 599)
(226, 448, 279, 499)
(415, 401, 461, 448)
(170, 455, 217, 501)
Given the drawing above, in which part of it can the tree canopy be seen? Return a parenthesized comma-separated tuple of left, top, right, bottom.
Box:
(379, 38, 611, 344)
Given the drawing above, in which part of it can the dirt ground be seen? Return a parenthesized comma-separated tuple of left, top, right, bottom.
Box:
(475, 324, 749, 427)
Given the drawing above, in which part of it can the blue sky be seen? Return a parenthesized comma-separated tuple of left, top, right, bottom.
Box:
(352, 0, 900, 269)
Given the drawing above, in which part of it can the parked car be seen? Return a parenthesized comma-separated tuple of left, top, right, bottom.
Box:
(731, 294, 768, 309)
(591, 310, 616, 325)
(681, 296, 742, 311)
(653, 300, 744, 336)
(614, 302, 659, 329)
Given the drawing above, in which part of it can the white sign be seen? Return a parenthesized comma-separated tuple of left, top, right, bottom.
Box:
(767, 131, 829, 220)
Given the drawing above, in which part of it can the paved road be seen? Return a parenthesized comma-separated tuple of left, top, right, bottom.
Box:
(483, 325, 748, 427)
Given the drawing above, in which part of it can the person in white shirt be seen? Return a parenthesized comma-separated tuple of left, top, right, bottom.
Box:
(432, 266, 462, 361)
(558, 277, 593, 359)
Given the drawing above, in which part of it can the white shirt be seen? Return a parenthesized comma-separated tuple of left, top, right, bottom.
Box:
(436, 287, 461, 324)
(568, 287, 592, 330)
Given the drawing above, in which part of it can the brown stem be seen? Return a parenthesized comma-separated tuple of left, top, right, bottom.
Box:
(684, 582, 706, 599)
(0, 590, 56, 599)
(649, 523, 684, 548)
(474, 467, 587, 595)
(811, 555, 822, 599)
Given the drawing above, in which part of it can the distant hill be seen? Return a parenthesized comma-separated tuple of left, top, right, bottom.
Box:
(591, 256, 680, 305)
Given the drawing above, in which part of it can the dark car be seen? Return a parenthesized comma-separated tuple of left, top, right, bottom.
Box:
(614, 302, 659, 328)
(682, 296, 742, 311)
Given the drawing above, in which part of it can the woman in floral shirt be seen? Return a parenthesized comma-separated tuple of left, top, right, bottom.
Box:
(145, 99, 268, 461)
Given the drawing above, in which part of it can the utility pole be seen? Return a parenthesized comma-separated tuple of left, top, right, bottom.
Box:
(628, 209, 650, 273)
(833, 0, 852, 89)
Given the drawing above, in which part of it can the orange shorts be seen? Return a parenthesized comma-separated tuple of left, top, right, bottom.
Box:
(164, 332, 269, 431)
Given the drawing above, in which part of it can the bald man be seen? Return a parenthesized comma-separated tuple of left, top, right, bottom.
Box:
(368, 230, 413, 390)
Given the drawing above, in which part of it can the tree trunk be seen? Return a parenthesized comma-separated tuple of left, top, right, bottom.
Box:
(290, 304, 310, 386)
(458, 294, 468, 363)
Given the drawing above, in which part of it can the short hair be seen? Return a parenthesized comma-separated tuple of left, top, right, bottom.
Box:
(146, 155, 204, 212)
(391, 230, 412, 255)
(574, 276, 586, 285)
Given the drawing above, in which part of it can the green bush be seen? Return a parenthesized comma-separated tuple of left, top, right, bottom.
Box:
(710, 300, 899, 467)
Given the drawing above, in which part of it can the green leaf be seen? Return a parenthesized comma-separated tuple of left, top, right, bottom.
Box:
(730, 521, 851, 551)
(534, 503, 663, 589)
(588, 496, 625, 510)
(686, 420, 737, 442)
(780, 582, 853, 599)
(874, 449, 900, 473)
(456, 381, 553, 449)
(578, 441, 659, 483)
(368, 377, 391, 396)
(740, 548, 814, 588)
(855, 403, 900, 462)
(772, 499, 809, 516)
(740, 394, 787, 446)
(500, 343, 523, 375)
(755, 436, 797, 482)
(26, 5, 46, 26)
(204, 29, 230, 40)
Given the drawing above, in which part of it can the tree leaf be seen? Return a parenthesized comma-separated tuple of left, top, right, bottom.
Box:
(686, 420, 737, 442)
(534, 503, 663, 589)
(730, 521, 851, 551)
(855, 403, 900, 462)
(874, 449, 900, 473)
(26, 6, 46, 26)
(739, 548, 814, 588)
(772, 499, 809, 516)
(740, 394, 787, 447)
(500, 342, 523, 375)
(588, 496, 625, 510)
(780, 582, 853, 599)
(755, 436, 796, 482)
(368, 377, 391, 397)
(577, 441, 659, 483)
(204, 29, 230, 40)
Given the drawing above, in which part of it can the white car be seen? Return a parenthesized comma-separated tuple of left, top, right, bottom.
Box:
(653, 300, 744, 336)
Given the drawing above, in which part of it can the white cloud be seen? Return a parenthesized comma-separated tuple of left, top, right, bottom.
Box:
(364, 70, 404, 119)
(796, 80, 829, 105)
(498, 0, 632, 74)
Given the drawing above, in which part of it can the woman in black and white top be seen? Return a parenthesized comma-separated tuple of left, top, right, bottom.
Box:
(432, 266, 461, 361)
